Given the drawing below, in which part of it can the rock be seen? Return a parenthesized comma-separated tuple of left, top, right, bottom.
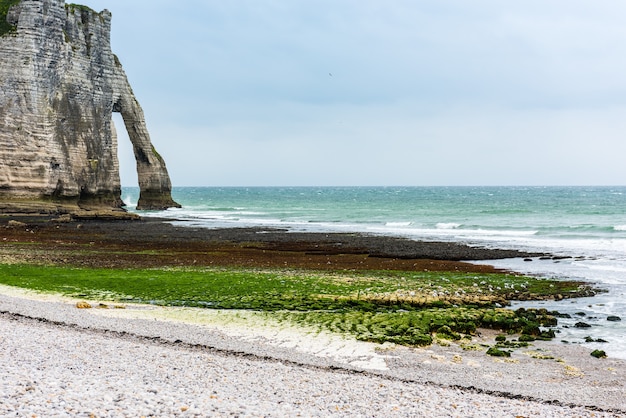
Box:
(6, 220, 27, 228)
(538, 329, 556, 340)
(51, 214, 72, 223)
(76, 301, 92, 309)
(0, 0, 180, 214)
(486, 346, 511, 357)
(574, 322, 592, 328)
(606, 316, 621, 322)
(590, 349, 607, 359)
(70, 210, 140, 221)
(585, 336, 608, 343)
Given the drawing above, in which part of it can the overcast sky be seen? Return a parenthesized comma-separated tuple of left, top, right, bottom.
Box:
(80, 0, 626, 187)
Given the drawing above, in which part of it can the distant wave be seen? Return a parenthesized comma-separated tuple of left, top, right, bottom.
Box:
(615, 225, 626, 231)
(436, 222, 461, 229)
(385, 222, 412, 227)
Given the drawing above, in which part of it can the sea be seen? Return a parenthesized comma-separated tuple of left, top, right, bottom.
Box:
(122, 186, 626, 359)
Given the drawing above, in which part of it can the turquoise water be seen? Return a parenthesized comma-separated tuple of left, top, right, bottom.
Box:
(123, 186, 626, 242)
(123, 186, 626, 358)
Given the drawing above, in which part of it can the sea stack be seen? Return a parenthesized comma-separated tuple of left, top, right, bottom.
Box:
(0, 0, 180, 215)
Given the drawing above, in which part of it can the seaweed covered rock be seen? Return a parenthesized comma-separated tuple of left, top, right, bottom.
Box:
(590, 349, 607, 359)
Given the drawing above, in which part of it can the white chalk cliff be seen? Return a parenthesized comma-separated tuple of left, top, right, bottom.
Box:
(0, 0, 180, 213)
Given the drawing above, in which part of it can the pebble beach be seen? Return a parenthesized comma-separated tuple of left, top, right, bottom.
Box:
(1, 287, 624, 417)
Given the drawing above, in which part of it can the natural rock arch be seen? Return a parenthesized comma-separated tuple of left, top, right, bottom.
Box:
(0, 0, 180, 214)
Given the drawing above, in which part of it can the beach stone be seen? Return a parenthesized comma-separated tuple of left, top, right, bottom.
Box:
(585, 337, 608, 343)
(51, 214, 73, 223)
(590, 350, 607, 359)
(606, 316, 621, 322)
(6, 220, 27, 228)
(574, 322, 592, 328)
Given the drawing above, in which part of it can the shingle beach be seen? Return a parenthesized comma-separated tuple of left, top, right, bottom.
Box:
(1, 287, 624, 417)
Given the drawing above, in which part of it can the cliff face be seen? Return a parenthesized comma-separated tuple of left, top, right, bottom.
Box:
(0, 0, 180, 213)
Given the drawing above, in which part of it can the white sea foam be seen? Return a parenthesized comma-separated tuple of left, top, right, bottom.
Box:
(122, 195, 135, 208)
(436, 222, 461, 229)
(385, 222, 412, 227)
(614, 225, 626, 231)
(369, 226, 539, 242)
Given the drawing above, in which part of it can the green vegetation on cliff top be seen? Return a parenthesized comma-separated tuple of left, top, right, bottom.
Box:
(1, 1, 103, 36)
(0, 0, 20, 36)
(66, 3, 97, 15)
(1, 2, 100, 37)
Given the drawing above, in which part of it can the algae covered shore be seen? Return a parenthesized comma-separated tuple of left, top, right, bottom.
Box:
(0, 215, 598, 351)
(2, 215, 626, 415)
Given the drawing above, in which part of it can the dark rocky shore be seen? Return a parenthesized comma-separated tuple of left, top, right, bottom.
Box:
(1, 215, 548, 272)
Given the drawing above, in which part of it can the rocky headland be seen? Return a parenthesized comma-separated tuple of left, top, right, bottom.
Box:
(0, 0, 179, 216)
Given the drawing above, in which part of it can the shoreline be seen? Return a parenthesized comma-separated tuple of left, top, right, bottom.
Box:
(0, 287, 624, 415)
(1, 216, 624, 414)
(1, 214, 550, 269)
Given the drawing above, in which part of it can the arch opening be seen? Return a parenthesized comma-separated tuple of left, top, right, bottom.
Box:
(112, 112, 138, 188)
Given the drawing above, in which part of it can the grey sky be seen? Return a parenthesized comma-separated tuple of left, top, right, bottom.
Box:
(81, 1, 626, 186)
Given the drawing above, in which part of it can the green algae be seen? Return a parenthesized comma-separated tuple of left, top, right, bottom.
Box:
(486, 346, 511, 357)
(0, 263, 571, 347)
